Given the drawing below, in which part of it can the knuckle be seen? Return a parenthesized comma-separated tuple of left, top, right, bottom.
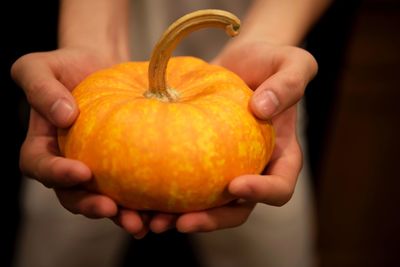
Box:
(29, 77, 52, 95)
(55, 190, 79, 215)
(25, 78, 53, 107)
(293, 47, 319, 77)
(80, 203, 97, 218)
(304, 50, 319, 73)
(236, 215, 249, 227)
(203, 220, 219, 232)
(65, 204, 80, 215)
(275, 183, 295, 207)
(284, 72, 305, 102)
(11, 53, 38, 79)
(10, 59, 22, 80)
(10, 52, 52, 102)
(285, 72, 304, 91)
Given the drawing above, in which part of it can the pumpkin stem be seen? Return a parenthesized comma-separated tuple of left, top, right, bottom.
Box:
(145, 9, 240, 102)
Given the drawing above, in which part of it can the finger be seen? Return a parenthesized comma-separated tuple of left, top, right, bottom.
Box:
(250, 48, 318, 119)
(149, 213, 178, 234)
(20, 110, 92, 187)
(133, 212, 151, 239)
(228, 173, 298, 207)
(55, 189, 118, 218)
(114, 209, 149, 238)
(11, 52, 78, 128)
(176, 200, 255, 233)
(20, 137, 92, 188)
(230, 105, 302, 206)
(229, 133, 301, 205)
(229, 140, 301, 206)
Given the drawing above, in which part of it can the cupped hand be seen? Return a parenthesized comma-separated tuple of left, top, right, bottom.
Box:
(11, 48, 149, 237)
(147, 41, 318, 234)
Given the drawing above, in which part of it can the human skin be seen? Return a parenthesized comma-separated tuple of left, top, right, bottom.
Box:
(12, 0, 331, 238)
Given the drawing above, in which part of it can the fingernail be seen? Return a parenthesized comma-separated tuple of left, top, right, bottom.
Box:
(253, 90, 280, 119)
(50, 98, 74, 126)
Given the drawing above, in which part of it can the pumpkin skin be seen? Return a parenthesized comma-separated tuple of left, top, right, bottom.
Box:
(58, 56, 275, 213)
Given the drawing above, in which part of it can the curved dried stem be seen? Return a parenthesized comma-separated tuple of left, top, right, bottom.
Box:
(145, 9, 240, 102)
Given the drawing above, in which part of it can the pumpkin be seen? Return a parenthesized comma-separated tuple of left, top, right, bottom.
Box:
(58, 10, 275, 213)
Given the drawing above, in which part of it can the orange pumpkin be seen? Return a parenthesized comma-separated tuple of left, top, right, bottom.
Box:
(58, 10, 275, 213)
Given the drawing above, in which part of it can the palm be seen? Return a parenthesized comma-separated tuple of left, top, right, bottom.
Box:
(147, 42, 308, 233)
(15, 49, 149, 235)
(19, 49, 115, 186)
(217, 41, 301, 177)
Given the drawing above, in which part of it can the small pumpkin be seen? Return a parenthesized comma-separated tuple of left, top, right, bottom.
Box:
(58, 10, 275, 213)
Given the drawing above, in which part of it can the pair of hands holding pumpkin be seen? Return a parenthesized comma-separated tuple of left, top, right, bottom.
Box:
(12, 38, 317, 238)
(11, 0, 326, 240)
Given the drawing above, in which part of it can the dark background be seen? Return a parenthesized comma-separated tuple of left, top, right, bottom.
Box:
(309, 0, 400, 265)
(0, 1, 58, 266)
(1, 0, 399, 266)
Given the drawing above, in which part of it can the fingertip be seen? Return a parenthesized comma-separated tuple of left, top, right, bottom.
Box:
(176, 213, 214, 233)
(68, 160, 92, 180)
(85, 197, 118, 218)
(52, 158, 92, 186)
(149, 214, 177, 234)
(228, 176, 254, 198)
(118, 210, 145, 235)
(229, 175, 275, 203)
(176, 201, 255, 233)
(176, 215, 199, 233)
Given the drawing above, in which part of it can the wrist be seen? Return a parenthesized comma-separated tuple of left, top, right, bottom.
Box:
(58, 0, 130, 63)
(58, 40, 130, 65)
(238, 0, 333, 47)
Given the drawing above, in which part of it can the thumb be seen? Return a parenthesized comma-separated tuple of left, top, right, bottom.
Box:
(11, 52, 78, 128)
(250, 50, 318, 120)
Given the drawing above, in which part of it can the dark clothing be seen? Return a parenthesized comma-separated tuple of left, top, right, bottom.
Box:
(0, 1, 59, 265)
(304, 0, 362, 193)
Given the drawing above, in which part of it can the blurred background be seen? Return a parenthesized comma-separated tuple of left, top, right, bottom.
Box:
(1, 0, 399, 266)
(307, 0, 400, 265)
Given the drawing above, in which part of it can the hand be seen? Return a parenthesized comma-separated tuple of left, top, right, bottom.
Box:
(146, 40, 318, 233)
(12, 48, 149, 238)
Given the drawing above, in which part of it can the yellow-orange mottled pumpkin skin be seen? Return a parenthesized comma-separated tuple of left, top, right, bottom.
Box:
(58, 56, 275, 213)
